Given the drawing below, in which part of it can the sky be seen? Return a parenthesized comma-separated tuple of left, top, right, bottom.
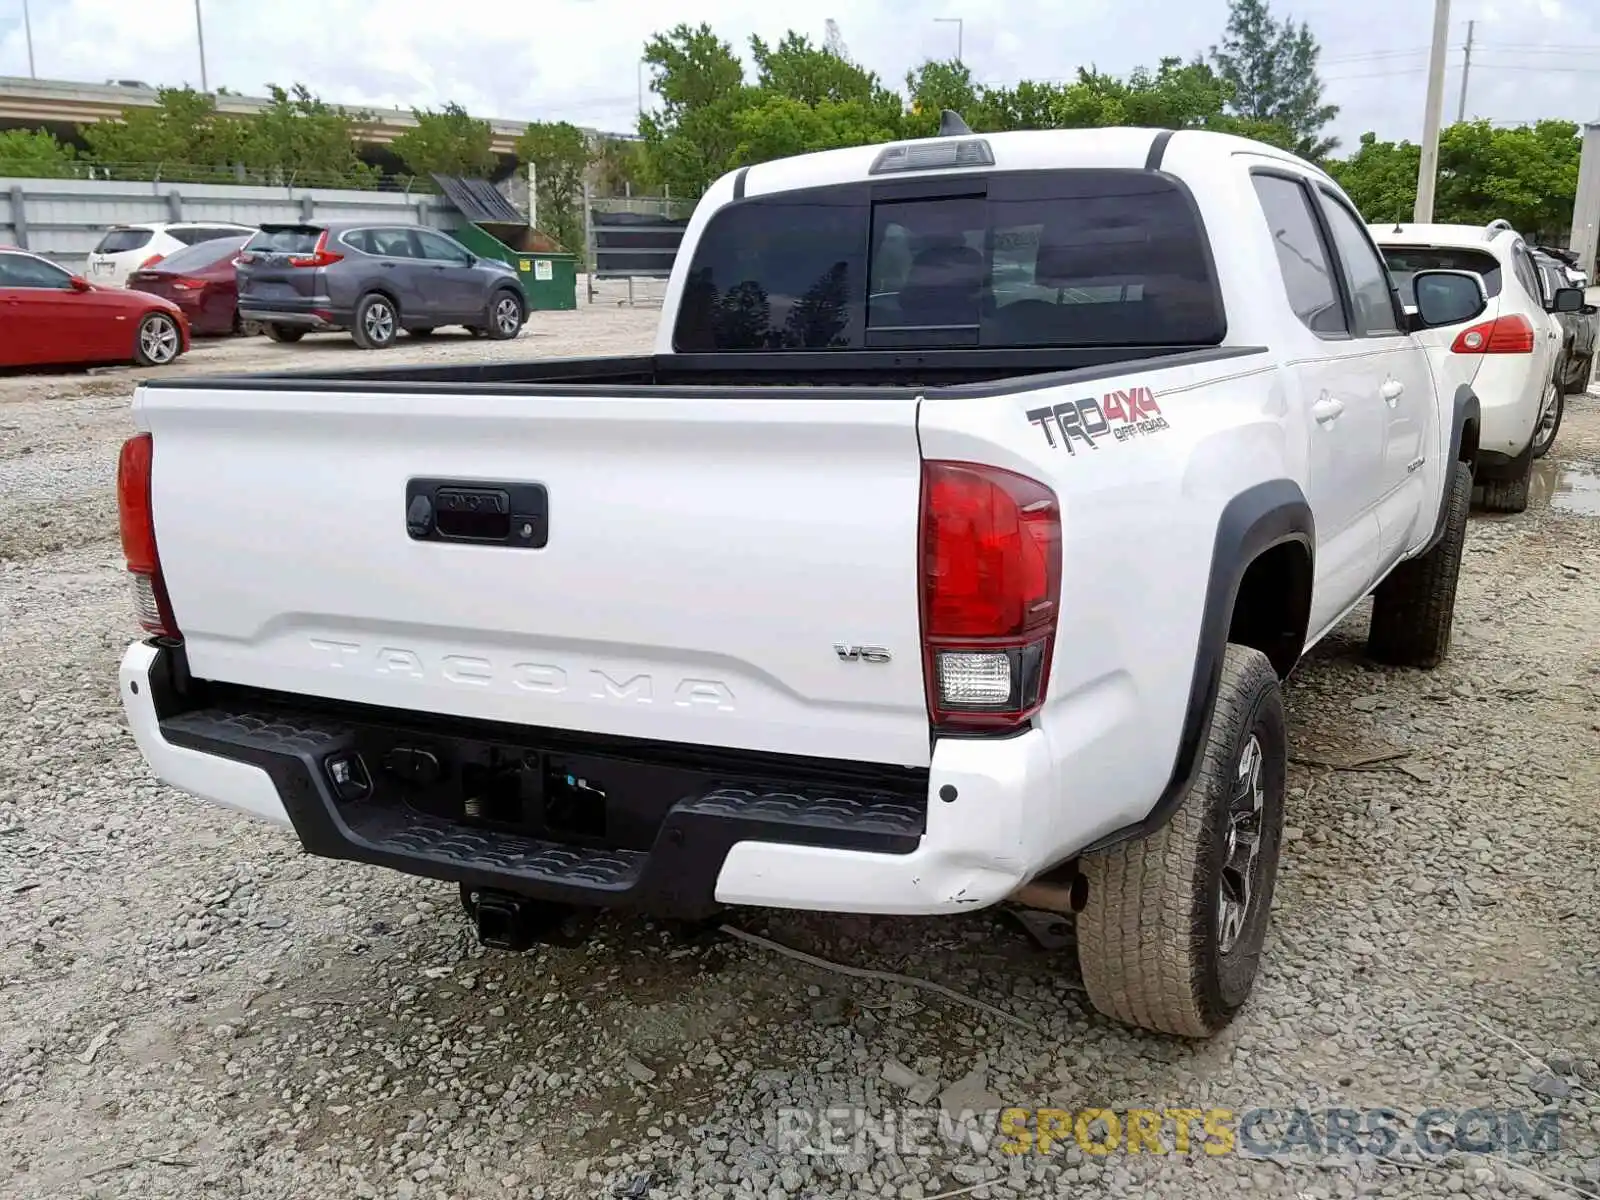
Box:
(1, 0, 1598, 153)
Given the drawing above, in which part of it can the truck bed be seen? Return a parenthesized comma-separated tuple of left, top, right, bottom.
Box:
(144, 345, 1260, 396)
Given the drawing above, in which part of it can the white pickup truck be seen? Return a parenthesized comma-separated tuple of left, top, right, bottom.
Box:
(117, 120, 1490, 1037)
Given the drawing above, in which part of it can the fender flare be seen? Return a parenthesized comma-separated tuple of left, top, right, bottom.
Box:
(1081, 479, 1314, 854)
(1420, 384, 1480, 555)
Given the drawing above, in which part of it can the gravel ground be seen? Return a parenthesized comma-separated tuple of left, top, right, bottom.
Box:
(2, 313, 1599, 1200)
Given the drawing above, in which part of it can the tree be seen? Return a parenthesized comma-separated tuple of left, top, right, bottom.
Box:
(516, 120, 593, 252)
(749, 31, 901, 129)
(903, 60, 981, 136)
(1329, 121, 1582, 240)
(236, 84, 377, 185)
(591, 136, 649, 196)
(0, 129, 78, 178)
(1211, 0, 1338, 159)
(638, 23, 753, 197)
(729, 95, 900, 167)
(79, 87, 246, 177)
(391, 103, 497, 178)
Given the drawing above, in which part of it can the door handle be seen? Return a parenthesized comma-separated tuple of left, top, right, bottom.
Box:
(379, 262, 398, 269)
(1312, 397, 1345, 423)
(1380, 379, 1404, 404)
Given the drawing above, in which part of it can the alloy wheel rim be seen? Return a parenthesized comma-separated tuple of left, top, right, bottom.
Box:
(495, 297, 520, 334)
(1217, 733, 1265, 955)
(141, 317, 179, 364)
(365, 302, 395, 342)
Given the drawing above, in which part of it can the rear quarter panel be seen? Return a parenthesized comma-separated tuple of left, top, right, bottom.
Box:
(918, 348, 1289, 859)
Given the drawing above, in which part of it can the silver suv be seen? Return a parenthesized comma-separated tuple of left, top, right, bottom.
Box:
(236, 222, 528, 349)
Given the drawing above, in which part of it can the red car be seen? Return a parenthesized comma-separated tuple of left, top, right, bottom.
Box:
(0, 248, 189, 369)
(126, 233, 253, 337)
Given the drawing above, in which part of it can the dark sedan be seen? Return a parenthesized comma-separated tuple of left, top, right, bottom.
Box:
(1533, 249, 1597, 395)
(125, 233, 252, 336)
(235, 222, 528, 350)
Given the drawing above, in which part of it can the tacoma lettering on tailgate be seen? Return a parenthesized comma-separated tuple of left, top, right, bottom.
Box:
(1026, 386, 1170, 454)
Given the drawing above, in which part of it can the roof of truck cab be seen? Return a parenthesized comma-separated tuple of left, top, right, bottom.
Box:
(729, 126, 1332, 200)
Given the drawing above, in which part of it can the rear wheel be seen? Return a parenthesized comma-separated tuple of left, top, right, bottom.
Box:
(351, 293, 399, 350)
(486, 290, 523, 340)
(1367, 461, 1471, 668)
(1530, 379, 1564, 460)
(133, 312, 182, 366)
(265, 324, 305, 344)
(1076, 644, 1286, 1037)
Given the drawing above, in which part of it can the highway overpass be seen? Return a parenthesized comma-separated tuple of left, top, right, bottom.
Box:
(0, 75, 628, 157)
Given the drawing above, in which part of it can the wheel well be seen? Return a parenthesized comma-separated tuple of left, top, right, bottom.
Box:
(1227, 540, 1313, 679)
(359, 287, 401, 318)
(1459, 417, 1480, 470)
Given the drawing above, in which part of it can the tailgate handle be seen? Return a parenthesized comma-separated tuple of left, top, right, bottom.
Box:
(406, 479, 549, 548)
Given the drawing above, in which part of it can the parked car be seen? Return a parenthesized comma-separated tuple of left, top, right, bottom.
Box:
(120, 124, 1487, 1038)
(0, 248, 189, 369)
(234, 222, 528, 350)
(125, 233, 253, 337)
(1375, 220, 1582, 507)
(1532, 247, 1597, 404)
(86, 222, 255, 289)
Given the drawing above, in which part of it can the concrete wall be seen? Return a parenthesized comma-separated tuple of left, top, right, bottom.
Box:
(0, 176, 459, 272)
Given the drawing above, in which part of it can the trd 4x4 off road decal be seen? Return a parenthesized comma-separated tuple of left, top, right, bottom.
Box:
(1026, 387, 1170, 454)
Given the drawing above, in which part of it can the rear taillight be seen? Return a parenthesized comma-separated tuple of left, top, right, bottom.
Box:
(288, 230, 343, 268)
(117, 433, 180, 639)
(170, 277, 206, 291)
(139, 253, 165, 269)
(1451, 314, 1534, 354)
(919, 461, 1061, 731)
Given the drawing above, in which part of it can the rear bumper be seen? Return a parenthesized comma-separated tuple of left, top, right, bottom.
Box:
(119, 642, 1063, 917)
(239, 299, 344, 330)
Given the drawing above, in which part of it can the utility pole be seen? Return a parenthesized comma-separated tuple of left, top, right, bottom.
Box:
(22, 0, 35, 78)
(194, 0, 209, 92)
(934, 17, 963, 64)
(1455, 19, 1475, 123)
(637, 60, 644, 119)
(1414, 0, 1451, 224)
(1571, 122, 1600, 281)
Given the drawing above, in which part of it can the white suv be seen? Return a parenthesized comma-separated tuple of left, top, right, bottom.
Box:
(86, 221, 255, 289)
(1375, 220, 1580, 512)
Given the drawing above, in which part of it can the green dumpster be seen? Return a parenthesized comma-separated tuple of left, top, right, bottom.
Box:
(452, 222, 578, 311)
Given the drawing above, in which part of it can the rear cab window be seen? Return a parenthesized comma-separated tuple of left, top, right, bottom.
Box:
(94, 228, 153, 255)
(1380, 246, 1502, 306)
(672, 169, 1225, 351)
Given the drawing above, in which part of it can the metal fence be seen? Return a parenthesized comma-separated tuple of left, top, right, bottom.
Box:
(0, 174, 458, 273)
(584, 193, 693, 305)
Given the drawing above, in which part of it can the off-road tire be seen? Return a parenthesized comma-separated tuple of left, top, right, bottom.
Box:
(351, 292, 399, 350)
(1367, 461, 1471, 668)
(1530, 381, 1564, 460)
(1076, 644, 1286, 1037)
(1478, 455, 1531, 513)
(265, 324, 305, 344)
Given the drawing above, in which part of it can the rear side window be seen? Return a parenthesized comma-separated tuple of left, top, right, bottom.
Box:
(94, 228, 153, 254)
(244, 226, 323, 254)
(1316, 195, 1400, 335)
(1251, 175, 1345, 337)
(154, 235, 250, 273)
(673, 169, 1224, 351)
(1380, 246, 1502, 303)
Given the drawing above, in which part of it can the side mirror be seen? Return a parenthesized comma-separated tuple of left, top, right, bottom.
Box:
(68, 275, 92, 292)
(1549, 286, 1585, 314)
(1411, 269, 1486, 330)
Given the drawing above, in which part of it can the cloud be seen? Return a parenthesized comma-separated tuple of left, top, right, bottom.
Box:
(2, 0, 1596, 146)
